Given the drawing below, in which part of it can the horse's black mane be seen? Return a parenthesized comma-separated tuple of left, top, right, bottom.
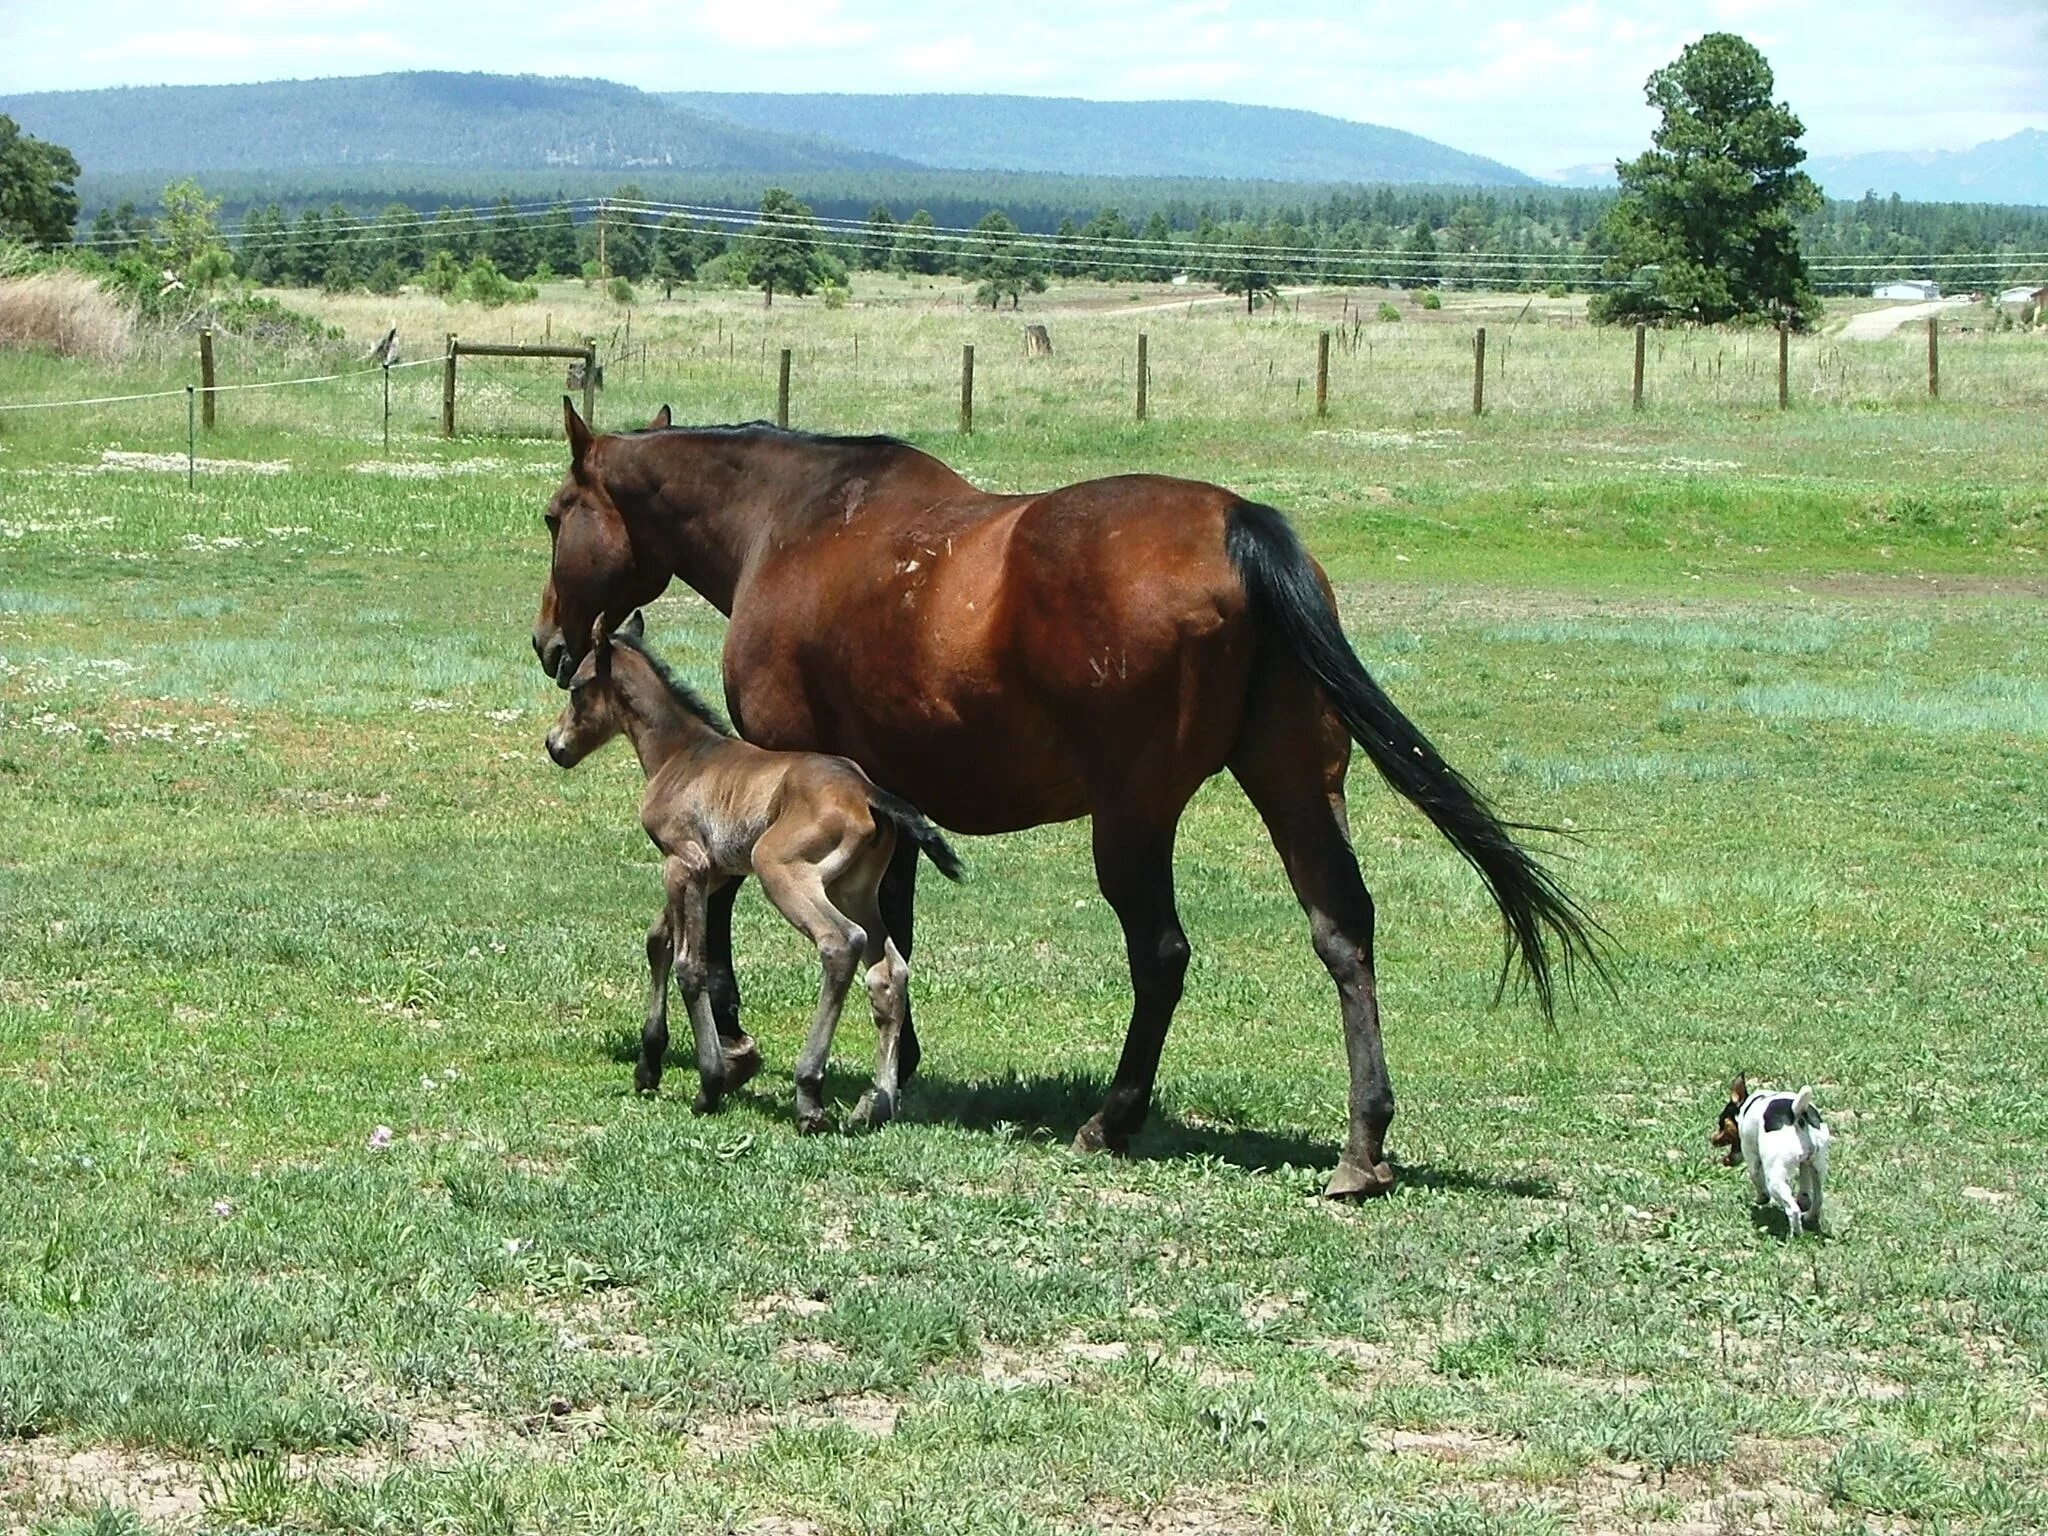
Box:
(612, 630, 731, 738)
(632, 419, 918, 457)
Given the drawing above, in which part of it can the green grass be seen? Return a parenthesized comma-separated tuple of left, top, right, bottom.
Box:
(3, 284, 2047, 1533)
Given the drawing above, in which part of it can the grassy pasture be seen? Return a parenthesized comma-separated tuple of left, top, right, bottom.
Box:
(2, 277, 2047, 1534)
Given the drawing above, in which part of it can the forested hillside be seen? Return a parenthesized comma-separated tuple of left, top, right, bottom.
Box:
(0, 74, 909, 174)
(668, 93, 1536, 186)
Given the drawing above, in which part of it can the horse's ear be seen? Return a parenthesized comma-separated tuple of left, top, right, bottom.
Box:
(564, 396, 594, 465)
(620, 609, 645, 639)
(647, 404, 672, 430)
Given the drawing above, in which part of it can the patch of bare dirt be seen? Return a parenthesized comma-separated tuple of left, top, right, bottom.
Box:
(1367, 1427, 1514, 1464)
(1083, 1487, 1268, 1534)
(1804, 571, 2048, 600)
(775, 1339, 847, 1367)
(1, 1443, 208, 1530)
(735, 1291, 831, 1325)
(686, 1392, 902, 1459)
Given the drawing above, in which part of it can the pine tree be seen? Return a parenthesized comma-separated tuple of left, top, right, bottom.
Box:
(862, 203, 898, 271)
(1590, 33, 1822, 327)
(743, 187, 822, 306)
(898, 209, 941, 275)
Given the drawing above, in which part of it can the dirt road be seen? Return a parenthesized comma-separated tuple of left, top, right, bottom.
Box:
(1840, 297, 1972, 341)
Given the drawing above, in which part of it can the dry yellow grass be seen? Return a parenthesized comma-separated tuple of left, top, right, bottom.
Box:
(0, 270, 137, 364)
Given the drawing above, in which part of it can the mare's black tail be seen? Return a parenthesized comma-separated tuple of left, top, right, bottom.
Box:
(1224, 500, 1610, 1019)
(869, 789, 965, 883)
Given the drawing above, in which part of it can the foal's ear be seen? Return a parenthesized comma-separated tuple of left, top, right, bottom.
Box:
(619, 609, 645, 639)
(564, 397, 594, 465)
(589, 613, 613, 658)
(647, 404, 672, 430)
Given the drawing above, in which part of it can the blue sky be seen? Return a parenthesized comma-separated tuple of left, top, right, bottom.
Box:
(3, 0, 2041, 175)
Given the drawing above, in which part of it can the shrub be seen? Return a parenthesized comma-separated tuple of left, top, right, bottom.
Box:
(695, 251, 751, 288)
(420, 250, 462, 298)
(1546, 283, 1570, 299)
(460, 256, 536, 308)
(365, 259, 403, 296)
(821, 281, 848, 309)
(1418, 289, 1443, 310)
(1377, 301, 1401, 322)
(606, 276, 635, 304)
(0, 269, 136, 362)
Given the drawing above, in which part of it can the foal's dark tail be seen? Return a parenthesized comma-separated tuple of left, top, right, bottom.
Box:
(869, 789, 966, 883)
(1225, 500, 1610, 1019)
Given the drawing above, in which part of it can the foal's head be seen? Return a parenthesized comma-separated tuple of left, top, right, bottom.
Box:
(544, 611, 646, 768)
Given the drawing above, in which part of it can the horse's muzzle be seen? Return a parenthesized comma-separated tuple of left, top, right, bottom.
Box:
(534, 631, 570, 687)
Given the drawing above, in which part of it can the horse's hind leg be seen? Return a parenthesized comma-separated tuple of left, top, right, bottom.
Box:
(878, 838, 924, 1085)
(756, 845, 865, 1135)
(1073, 809, 1189, 1156)
(1230, 686, 1395, 1199)
(837, 842, 909, 1131)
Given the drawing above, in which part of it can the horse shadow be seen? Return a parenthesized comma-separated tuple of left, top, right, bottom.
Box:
(602, 1029, 1550, 1199)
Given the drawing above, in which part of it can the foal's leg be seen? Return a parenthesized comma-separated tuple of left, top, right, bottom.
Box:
(665, 856, 734, 1115)
(636, 906, 674, 1094)
(1231, 689, 1395, 1199)
(1072, 809, 1190, 1157)
(703, 881, 761, 1091)
(877, 838, 924, 1085)
(838, 846, 909, 1131)
(756, 843, 865, 1135)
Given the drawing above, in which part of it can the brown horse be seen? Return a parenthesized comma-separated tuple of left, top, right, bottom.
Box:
(533, 402, 1602, 1196)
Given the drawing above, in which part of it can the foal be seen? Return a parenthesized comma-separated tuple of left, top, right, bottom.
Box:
(546, 613, 962, 1131)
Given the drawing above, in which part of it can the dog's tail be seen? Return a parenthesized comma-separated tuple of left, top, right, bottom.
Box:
(1792, 1086, 1821, 1126)
(869, 788, 965, 883)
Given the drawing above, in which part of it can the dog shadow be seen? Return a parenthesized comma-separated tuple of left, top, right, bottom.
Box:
(602, 1030, 1550, 1199)
(1746, 1202, 1829, 1241)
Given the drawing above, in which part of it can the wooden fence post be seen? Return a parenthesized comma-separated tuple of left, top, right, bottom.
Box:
(442, 333, 457, 437)
(1927, 317, 1940, 398)
(960, 344, 974, 435)
(582, 338, 597, 428)
(1778, 323, 1790, 410)
(1632, 323, 1646, 410)
(1136, 332, 1149, 422)
(1316, 331, 1330, 418)
(1472, 327, 1486, 417)
(777, 347, 792, 428)
(199, 329, 216, 431)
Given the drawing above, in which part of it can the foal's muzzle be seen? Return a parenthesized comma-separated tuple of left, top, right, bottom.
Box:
(545, 731, 575, 768)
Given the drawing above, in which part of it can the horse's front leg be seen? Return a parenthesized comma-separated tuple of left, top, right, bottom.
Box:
(636, 906, 674, 1094)
(704, 878, 761, 1091)
(667, 857, 733, 1114)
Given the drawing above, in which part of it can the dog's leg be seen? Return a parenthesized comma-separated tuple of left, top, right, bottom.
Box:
(1765, 1163, 1803, 1237)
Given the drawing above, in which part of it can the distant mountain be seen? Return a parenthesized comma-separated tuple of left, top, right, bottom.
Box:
(0, 73, 913, 176)
(1546, 163, 1618, 189)
(667, 92, 1538, 186)
(1808, 129, 2048, 205)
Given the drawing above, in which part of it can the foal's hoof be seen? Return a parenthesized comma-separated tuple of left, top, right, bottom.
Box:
(721, 1037, 762, 1091)
(796, 1108, 831, 1137)
(1323, 1158, 1397, 1200)
(845, 1089, 895, 1133)
(1071, 1116, 1129, 1157)
(691, 1086, 725, 1116)
(633, 1066, 663, 1096)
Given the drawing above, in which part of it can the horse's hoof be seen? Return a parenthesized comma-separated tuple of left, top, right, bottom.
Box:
(845, 1090, 894, 1133)
(721, 1038, 762, 1091)
(692, 1087, 725, 1116)
(1071, 1117, 1128, 1157)
(633, 1069, 662, 1096)
(1323, 1159, 1397, 1200)
(796, 1109, 831, 1136)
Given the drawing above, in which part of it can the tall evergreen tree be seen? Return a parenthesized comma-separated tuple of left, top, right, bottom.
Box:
(486, 197, 531, 278)
(1590, 32, 1822, 326)
(533, 202, 579, 276)
(862, 202, 898, 271)
(743, 186, 822, 306)
(966, 209, 1046, 309)
(378, 202, 426, 275)
(897, 209, 941, 275)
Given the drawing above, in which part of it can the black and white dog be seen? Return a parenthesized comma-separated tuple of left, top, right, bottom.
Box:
(1710, 1075, 1830, 1236)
